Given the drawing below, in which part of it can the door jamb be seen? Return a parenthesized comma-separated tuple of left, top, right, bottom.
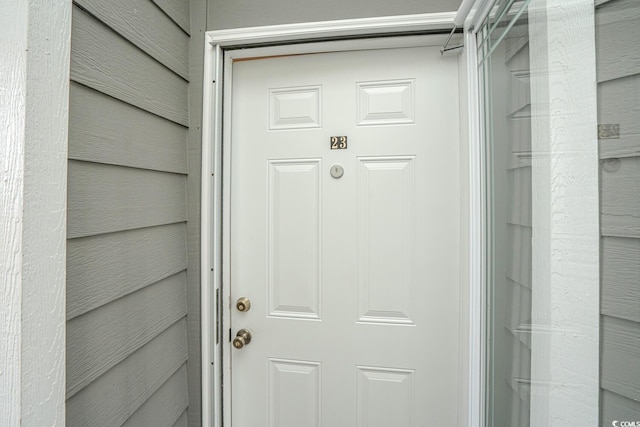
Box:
(200, 13, 485, 427)
(462, 28, 485, 427)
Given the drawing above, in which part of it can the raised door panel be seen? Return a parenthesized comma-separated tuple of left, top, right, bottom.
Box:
(268, 159, 322, 319)
(268, 359, 321, 427)
(357, 156, 415, 325)
(356, 366, 414, 427)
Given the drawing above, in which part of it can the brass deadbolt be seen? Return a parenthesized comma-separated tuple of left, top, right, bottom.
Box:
(236, 297, 251, 312)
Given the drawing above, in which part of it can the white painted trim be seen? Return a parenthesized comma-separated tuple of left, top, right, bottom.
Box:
(200, 15, 472, 426)
(0, 1, 70, 424)
(221, 50, 234, 427)
(458, 34, 471, 427)
(463, 29, 485, 427)
(200, 33, 212, 427)
(469, 0, 495, 32)
(456, 0, 477, 27)
(225, 33, 452, 59)
(208, 13, 456, 47)
(201, 34, 223, 427)
(1, 4, 28, 421)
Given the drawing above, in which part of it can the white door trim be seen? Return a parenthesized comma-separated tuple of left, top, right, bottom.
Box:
(201, 14, 476, 427)
(208, 12, 456, 47)
(461, 29, 485, 427)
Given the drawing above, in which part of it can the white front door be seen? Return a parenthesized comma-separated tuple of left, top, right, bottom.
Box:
(229, 45, 461, 426)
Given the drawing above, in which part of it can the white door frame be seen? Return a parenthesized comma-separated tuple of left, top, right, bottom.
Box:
(200, 13, 483, 427)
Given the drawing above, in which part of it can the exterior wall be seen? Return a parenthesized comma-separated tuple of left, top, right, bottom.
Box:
(65, 0, 202, 424)
(596, 0, 640, 423)
(208, 0, 461, 29)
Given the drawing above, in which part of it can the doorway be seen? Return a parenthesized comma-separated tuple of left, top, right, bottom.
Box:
(225, 43, 462, 425)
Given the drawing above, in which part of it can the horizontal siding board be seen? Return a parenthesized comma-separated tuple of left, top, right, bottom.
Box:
(123, 364, 188, 427)
(506, 223, 532, 288)
(601, 390, 640, 427)
(74, 0, 189, 78)
(507, 167, 532, 227)
(67, 160, 187, 238)
(69, 82, 188, 173)
(598, 74, 640, 159)
(507, 75, 530, 118)
(67, 223, 187, 319)
(503, 26, 529, 69)
(599, 138, 640, 161)
(172, 410, 188, 427)
(152, 0, 190, 34)
(602, 236, 640, 323)
(601, 316, 640, 401)
(66, 318, 188, 427)
(596, 0, 640, 27)
(66, 272, 187, 397)
(504, 35, 528, 65)
(601, 156, 640, 238)
(70, 6, 188, 126)
(506, 278, 532, 349)
(596, 3, 640, 83)
(504, 332, 531, 401)
(508, 117, 531, 169)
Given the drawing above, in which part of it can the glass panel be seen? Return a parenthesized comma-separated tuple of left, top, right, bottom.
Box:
(595, 0, 640, 425)
(481, 5, 533, 426)
(478, 0, 616, 425)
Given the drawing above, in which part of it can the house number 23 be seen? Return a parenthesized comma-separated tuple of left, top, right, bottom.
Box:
(330, 136, 347, 150)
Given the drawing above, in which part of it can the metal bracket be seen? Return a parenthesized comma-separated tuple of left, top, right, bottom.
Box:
(441, 26, 464, 55)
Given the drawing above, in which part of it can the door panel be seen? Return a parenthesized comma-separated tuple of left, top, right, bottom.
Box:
(357, 156, 416, 325)
(268, 358, 321, 427)
(268, 159, 322, 319)
(356, 366, 414, 427)
(230, 46, 460, 426)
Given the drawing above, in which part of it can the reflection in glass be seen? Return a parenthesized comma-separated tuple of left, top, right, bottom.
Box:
(596, 0, 640, 425)
(480, 3, 534, 425)
(477, 0, 640, 425)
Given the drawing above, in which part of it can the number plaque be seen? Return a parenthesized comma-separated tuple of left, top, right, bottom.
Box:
(330, 136, 348, 150)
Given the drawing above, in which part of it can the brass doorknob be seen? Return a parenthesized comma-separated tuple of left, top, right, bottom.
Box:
(236, 297, 251, 312)
(233, 329, 252, 349)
